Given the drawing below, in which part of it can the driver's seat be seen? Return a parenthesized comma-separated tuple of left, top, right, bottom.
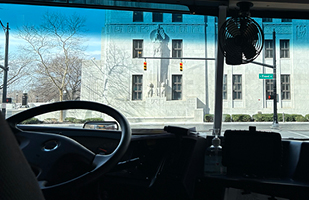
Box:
(0, 113, 45, 200)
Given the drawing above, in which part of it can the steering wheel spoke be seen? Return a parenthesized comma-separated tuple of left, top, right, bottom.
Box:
(92, 154, 114, 169)
(16, 130, 95, 180)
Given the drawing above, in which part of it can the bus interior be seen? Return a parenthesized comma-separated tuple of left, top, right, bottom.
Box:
(1, 0, 309, 200)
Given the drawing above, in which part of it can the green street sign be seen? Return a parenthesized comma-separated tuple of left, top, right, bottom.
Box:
(259, 74, 273, 79)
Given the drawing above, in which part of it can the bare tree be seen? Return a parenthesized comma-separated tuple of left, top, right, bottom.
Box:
(18, 12, 86, 121)
(82, 43, 131, 104)
(82, 43, 149, 118)
(0, 49, 33, 94)
(28, 77, 59, 102)
(30, 55, 82, 101)
(64, 56, 82, 100)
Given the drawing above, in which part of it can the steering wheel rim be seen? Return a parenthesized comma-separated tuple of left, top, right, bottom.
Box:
(6, 100, 131, 195)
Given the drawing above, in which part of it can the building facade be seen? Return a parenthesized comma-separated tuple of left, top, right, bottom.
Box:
(81, 11, 309, 122)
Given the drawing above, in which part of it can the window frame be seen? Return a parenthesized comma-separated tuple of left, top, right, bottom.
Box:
(262, 18, 273, 22)
(132, 39, 143, 58)
(265, 79, 274, 100)
(233, 75, 242, 100)
(281, 75, 291, 100)
(280, 40, 290, 58)
(282, 18, 292, 22)
(152, 12, 163, 22)
(172, 75, 182, 100)
(133, 11, 143, 22)
(172, 40, 183, 58)
(265, 40, 274, 58)
(172, 13, 182, 22)
(132, 75, 143, 100)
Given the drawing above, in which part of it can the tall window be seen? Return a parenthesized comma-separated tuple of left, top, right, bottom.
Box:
(262, 18, 272, 22)
(280, 40, 290, 58)
(281, 75, 291, 100)
(133, 11, 143, 22)
(152, 12, 163, 22)
(172, 40, 182, 58)
(266, 79, 274, 99)
(133, 40, 143, 58)
(223, 74, 227, 100)
(132, 75, 143, 100)
(172, 75, 182, 100)
(282, 18, 292, 22)
(265, 40, 273, 58)
(233, 75, 242, 100)
(172, 13, 182, 22)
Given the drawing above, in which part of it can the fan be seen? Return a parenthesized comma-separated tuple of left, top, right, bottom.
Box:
(219, 2, 264, 65)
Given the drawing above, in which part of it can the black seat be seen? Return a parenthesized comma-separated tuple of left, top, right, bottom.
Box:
(0, 113, 45, 200)
(222, 126, 282, 178)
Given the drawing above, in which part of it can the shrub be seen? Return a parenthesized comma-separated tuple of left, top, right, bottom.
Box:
(254, 114, 273, 122)
(295, 115, 307, 122)
(204, 114, 213, 122)
(232, 114, 241, 122)
(252, 113, 303, 122)
(232, 114, 251, 122)
(73, 118, 86, 123)
(44, 118, 58, 123)
(65, 117, 76, 123)
(252, 113, 263, 122)
(278, 114, 305, 122)
(305, 114, 309, 121)
(277, 113, 283, 122)
(242, 114, 252, 122)
(21, 118, 42, 124)
(84, 118, 104, 122)
(252, 113, 265, 122)
(284, 114, 294, 122)
(223, 114, 231, 122)
(265, 114, 274, 122)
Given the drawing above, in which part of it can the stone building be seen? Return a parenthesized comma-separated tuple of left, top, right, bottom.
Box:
(81, 10, 309, 122)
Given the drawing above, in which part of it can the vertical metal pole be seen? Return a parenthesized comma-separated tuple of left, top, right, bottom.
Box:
(213, 6, 227, 135)
(1, 23, 9, 118)
(273, 30, 278, 126)
(204, 16, 209, 115)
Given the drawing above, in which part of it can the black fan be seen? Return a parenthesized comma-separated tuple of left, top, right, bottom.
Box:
(219, 2, 264, 65)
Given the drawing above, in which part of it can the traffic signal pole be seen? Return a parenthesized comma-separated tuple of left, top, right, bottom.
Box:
(1, 22, 9, 118)
(253, 31, 278, 127)
(273, 30, 279, 126)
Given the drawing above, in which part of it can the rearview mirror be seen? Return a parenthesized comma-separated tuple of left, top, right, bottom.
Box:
(83, 121, 119, 130)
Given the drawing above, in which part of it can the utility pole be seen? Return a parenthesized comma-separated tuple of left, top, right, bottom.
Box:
(273, 30, 278, 126)
(1, 22, 9, 118)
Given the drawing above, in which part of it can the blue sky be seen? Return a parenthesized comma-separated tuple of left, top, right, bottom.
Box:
(0, 3, 106, 59)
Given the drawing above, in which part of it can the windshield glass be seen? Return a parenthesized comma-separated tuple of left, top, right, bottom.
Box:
(1, 3, 308, 139)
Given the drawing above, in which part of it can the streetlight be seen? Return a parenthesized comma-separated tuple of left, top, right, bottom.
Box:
(0, 21, 9, 118)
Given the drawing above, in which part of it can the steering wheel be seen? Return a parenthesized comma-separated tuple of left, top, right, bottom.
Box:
(6, 101, 131, 197)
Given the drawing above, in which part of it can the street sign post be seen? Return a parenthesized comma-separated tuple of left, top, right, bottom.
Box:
(259, 74, 273, 79)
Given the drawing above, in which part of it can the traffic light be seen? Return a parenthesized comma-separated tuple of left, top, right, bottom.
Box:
(180, 62, 183, 71)
(143, 61, 147, 71)
(268, 94, 275, 99)
(6, 98, 12, 103)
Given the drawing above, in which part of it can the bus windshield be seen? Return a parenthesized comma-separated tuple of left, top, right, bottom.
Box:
(0, 3, 308, 139)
